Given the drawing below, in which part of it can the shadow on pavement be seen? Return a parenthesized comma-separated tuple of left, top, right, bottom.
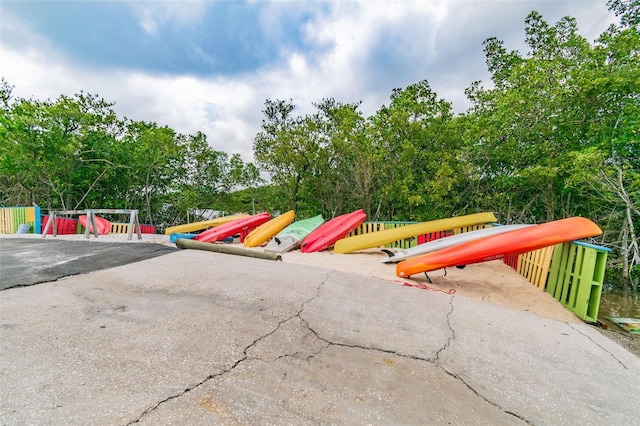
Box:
(0, 238, 177, 290)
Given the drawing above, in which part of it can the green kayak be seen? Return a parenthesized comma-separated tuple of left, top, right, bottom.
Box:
(264, 214, 324, 253)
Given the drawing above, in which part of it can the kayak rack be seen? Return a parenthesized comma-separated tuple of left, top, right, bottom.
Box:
(42, 209, 142, 240)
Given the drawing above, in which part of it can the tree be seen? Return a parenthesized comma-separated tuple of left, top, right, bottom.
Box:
(0, 91, 121, 209)
(565, 3, 640, 278)
(308, 98, 369, 217)
(253, 99, 323, 216)
(0, 80, 266, 229)
(368, 80, 462, 220)
(464, 7, 639, 278)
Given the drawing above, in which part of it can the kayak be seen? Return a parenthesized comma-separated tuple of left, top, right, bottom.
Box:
(264, 214, 325, 253)
(244, 210, 296, 247)
(193, 212, 271, 243)
(79, 215, 111, 235)
(164, 213, 250, 235)
(396, 217, 602, 278)
(301, 209, 367, 253)
(380, 224, 535, 263)
(333, 212, 498, 254)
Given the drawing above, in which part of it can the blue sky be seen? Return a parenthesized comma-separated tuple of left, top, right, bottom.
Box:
(0, 0, 617, 161)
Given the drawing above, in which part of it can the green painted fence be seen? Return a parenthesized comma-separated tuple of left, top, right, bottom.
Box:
(545, 241, 611, 323)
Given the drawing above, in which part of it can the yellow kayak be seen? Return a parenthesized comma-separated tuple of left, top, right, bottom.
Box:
(333, 212, 497, 254)
(164, 213, 250, 235)
(244, 210, 296, 247)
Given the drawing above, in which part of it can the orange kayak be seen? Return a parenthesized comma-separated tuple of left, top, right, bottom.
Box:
(396, 217, 602, 278)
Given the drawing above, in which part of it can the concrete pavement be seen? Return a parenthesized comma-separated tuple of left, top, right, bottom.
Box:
(1, 240, 639, 424)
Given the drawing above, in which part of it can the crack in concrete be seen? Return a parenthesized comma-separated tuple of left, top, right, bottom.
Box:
(433, 296, 531, 424)
(129, 272, 528, 424)
(433, 296, 530, 424)
(436, 366, 531, 424)
(258, 271, 334, 363)
(301, 292, 530, 424)
(567, 323, 628, 370)
(435, 295, 455, 362)
(127, 270, 335, 424)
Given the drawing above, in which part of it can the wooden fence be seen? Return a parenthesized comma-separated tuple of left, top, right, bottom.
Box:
(3, 209, 609, 321)
(0, 206, 155, 235)
(0, 206, 41, 234)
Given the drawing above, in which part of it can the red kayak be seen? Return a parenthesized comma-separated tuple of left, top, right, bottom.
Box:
(79, 215, 112, 235)
(301, 209, 367, 253)
(396, 217, 602, 278)
(193, 212, 271, 243)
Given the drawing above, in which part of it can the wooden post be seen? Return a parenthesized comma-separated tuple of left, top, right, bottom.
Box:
(85, 210, 99, 238)
(127, 210, 142, 240)
(176, 238, 282, 261)
(42, 212, 56, 237)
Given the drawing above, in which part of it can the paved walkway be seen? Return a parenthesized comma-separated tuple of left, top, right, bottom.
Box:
(1, 240, 639, 424)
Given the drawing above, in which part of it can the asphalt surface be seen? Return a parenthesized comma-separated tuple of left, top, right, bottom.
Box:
(0, 238, 177, 290)
(1, 238, 639, 425)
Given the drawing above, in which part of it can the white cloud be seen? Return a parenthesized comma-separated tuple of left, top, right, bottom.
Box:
(126, 0, 208, 35)
(249, 1, 450, 116)
(289, 1, 470, 114)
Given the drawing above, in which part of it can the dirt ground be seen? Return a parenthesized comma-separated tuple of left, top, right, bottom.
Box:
(596, 321, 640, 358)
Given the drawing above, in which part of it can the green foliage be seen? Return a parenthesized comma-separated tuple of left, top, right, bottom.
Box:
(0, 90, 262, 230)
(607, 0, 640, 28)
(462, 7, 639, 276)
(252, 82, 464, 221)
(366, 80, 462, 220)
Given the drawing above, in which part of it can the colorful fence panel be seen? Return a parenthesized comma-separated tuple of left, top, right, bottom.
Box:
(41, 209, 144, 240)
(0, 207, 41, 234)
(503, 241, 610, 322)
(110, 222, 129, 234)
(349, 222, 387, 237)
(452, 223, 493, 234)
(516, 246, 555, 290)
(1, 207, 152, 236)
(417, 231, 452, 245)
(78, 222, 156, 235)
(545, 241, 610, 323)
(383, 222, 419, 249)
(503, 254, 519, 270)
(41, 216, 80, 235)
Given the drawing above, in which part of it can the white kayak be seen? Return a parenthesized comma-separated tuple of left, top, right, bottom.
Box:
(379, 224, 535, 263)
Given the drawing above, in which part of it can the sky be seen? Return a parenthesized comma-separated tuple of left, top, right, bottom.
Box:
(0, 0, 618, 163)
